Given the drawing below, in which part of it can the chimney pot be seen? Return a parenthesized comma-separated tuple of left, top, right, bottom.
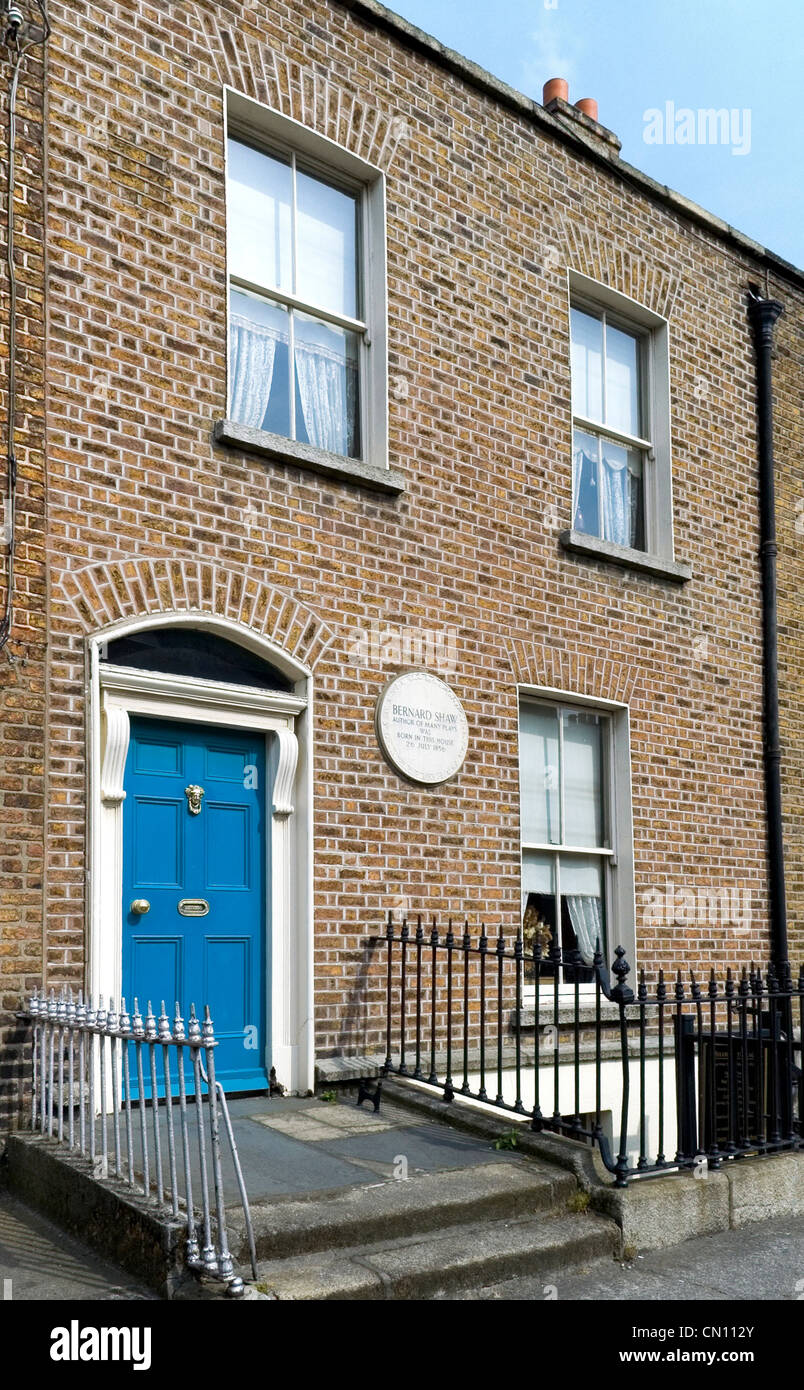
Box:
(542, 78, 569, 106)
(575, 98, 599, 123)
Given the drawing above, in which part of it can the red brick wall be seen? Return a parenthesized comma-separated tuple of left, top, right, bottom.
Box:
(20, 0, 804, 1090)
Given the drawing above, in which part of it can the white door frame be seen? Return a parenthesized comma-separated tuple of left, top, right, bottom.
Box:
(85, 611, 315, 1094)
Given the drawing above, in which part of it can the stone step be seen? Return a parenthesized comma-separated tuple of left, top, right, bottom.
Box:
(230, 1159, 577, 1263)
(253, 1208, 618, 1300)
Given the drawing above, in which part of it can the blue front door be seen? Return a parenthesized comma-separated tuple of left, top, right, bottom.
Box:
(122, 716, 268, 1093)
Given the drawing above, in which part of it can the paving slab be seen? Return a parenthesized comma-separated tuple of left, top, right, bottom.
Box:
(457, 1212, 804, 1301)
(90, 1093, 520, 1204)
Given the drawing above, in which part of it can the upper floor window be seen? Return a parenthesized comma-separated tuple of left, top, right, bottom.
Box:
(571, 305, 648, 551)
(565, 272, 679, 573)
(222, 94, 390, 480)
(227, 137, 363, 458)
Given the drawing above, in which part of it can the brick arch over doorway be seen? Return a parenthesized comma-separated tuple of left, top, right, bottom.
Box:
(46, 558, 333, 1003)
(58, 557, 335, 668)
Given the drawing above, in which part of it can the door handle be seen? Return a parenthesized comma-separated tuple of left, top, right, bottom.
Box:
(130, 899, 151, 915)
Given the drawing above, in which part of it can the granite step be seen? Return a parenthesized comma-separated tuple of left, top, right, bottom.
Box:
(230, 1158, 576, 1263)
(252, 1208, 618, 1300)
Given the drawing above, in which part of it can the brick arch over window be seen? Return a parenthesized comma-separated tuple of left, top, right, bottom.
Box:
(187, 1, 408, 173)
(543, 209, 682, 320)
(57, 558, 335, 671)
(507, 638, 640, 706)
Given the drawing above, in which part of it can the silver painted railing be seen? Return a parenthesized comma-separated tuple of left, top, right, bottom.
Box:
(27, 989, 258, 1296)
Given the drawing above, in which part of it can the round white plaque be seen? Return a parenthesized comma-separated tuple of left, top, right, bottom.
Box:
(375, 672, 469, 785)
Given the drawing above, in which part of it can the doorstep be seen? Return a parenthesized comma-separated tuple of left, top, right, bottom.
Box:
(5, 1091, 614, 1297)
(315, 1054, 384, 1084)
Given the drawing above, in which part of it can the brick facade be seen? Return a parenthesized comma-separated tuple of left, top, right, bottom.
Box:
(1, 0, 803, 1127)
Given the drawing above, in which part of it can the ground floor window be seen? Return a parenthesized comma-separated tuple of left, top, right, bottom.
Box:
(519, 698, 620, 987)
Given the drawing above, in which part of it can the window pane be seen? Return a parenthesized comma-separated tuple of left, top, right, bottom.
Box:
(571, 308, 603, 423)
(294, 312, 361, 458)
(296, 169, 358, 320)
(560, 851, 603, 896)
(605, 324, 640, 436)
(227, 139, 292, 294)
(228, 289, 290, 436)
(572, 427, 601, 539)
(522, 852, 556, 982)
(600, 440, 644, 550)
(522, 849, 555, 898)
(561, 854, 605, 968)
(519, 705, 560, 845)
(562, 711, 604, 847)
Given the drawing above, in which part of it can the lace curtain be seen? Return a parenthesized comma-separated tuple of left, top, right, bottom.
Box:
(230, 316, 355, 455)
(565, 895, 603, 966)
(573, 447, 642, 549)
(228, 314, 281, 429)
(521, 891, 603, 966)
(295, 339, 356, 457)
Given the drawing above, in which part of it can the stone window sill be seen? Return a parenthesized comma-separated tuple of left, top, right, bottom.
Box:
(214, 420, 406, 496)
(515, 1000, 623, 1029)
(559, 528, 692, 583)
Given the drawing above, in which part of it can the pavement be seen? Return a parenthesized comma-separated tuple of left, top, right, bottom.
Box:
(455, 1212, 804, 1300)
(0, 1190, 157, 1301)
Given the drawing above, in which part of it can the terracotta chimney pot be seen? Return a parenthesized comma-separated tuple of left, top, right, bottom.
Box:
(542, 78, 569, 106)
(575, 98, 599, 122)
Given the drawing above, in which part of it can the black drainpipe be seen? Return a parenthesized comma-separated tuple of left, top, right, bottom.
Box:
(747, 288, 788, 968)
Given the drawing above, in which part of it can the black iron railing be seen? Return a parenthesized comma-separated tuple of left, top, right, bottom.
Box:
(376, 915, 804, 1187)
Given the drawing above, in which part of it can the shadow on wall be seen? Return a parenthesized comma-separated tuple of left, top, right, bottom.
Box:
(0, 1013, 33, 1140)
(333, 935, 384, 1059)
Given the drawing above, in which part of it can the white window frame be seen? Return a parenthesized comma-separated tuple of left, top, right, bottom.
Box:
(224, 88, 389, 472)
(567, 269, 674, 564)
(518, 685, 636, 997)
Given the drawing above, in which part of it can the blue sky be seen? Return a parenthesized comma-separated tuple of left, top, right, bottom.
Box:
(387, 0, 804, 268)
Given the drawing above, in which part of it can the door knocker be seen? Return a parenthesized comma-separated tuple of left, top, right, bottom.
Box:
(184, 784, 205, 815)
